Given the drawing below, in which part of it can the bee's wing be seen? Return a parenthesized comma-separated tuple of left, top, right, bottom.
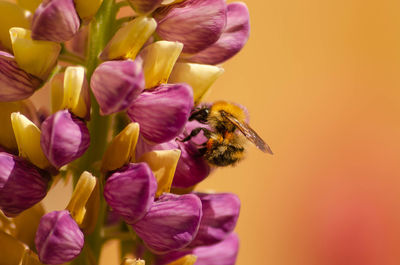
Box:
(221, 111, 273, 154)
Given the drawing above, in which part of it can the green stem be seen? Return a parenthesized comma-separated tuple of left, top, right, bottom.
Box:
(71, 0, 118, 264)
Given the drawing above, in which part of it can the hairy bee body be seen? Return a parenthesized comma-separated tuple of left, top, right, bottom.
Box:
(184, 101, 272, 167)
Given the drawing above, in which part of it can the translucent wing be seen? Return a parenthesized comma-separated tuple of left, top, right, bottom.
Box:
(221, 111, 273, 154)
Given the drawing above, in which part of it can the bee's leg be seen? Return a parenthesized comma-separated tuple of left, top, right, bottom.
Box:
(189, 107, 209, 123)
(197, 147, 207, 155)
(178, 127, 211, 142)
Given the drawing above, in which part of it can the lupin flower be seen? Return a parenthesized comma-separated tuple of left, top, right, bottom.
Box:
(153, 0, 227, 54)
(186, 2, 250, 65)
(40, 110, 90, 168)
(104, 163, 157, 225)
(0, 52, 42, 102)
(31, 0, 80, 42)
(133, 193, 203, 254)
(156, 233, 240, 265)
(0, 152, 49, 217)
(127, 83, 193, 144)
(35, 210, 84, 264)
(91, 59, 144, 115)
(189, 193, 240, 247)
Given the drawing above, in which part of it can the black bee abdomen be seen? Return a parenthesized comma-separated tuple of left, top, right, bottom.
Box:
(205, 143, 245, 167)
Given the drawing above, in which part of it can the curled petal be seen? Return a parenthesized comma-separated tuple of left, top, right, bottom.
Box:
(100, 16, 157, 60)
(104, 163, 157, 225)
(189, 193, 240, 247)
(10, 27, 61, 80)
(41, 110, 90, 168)
(91, 59, 144, 115)
(0, 52, 41, 102)
(0, 1, 30, 51)
(0, 152, 49, 217)
(127, 84, 193, 144)
(168, 63, 224, 105)
(128, 0, 163, 14)
(35, 210, 84, 264)
(187, 2, 250, 65)
(157, 233, 239, 265)
(154, 0, 227, 54)
(31, 0, 80, 42)
(133, 193, 202, 254)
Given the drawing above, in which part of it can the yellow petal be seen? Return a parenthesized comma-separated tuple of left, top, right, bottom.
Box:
(138, 149, 181, 197)
(0, 100, 37, 152)
(140, 41, 183, 88)
(9, 27, 61, 80)
(14, 203, 45, 250)
(0, 1, 30, 51)
(121, 258, 145, 265)
(61, 66, 89, 119)
(0, 231, 28, 265)
(100, 16, 156, 60)
(166, 255, 197, 265)
(16, 0, 42, 13)
(66, 171, 97, 226)
(169, 62, 224, 104)
(74, 0, 103, 21)
(102, 123, 140, 172)
(50, 73, 64, 114)
(0, 211, 17, 237)
(11, 112, 50, 169)
(80, 179, 100, 235)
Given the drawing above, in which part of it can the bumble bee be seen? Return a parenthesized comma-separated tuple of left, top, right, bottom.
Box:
(181, 101, 273, 166)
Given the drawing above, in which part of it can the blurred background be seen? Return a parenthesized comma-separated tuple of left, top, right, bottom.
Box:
(36, 0, 400, 264)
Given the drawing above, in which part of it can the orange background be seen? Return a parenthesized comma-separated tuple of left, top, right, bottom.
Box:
(38, 0, 400, 264)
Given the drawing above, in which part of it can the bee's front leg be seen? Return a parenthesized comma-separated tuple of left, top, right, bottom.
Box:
(178, 127, 211, 142)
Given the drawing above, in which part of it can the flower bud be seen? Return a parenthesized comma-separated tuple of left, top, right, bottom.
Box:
(0, 1, 30, 51)
(61, 66, 90, 120)
(0, 52, 42, 102)
(100, 16, 157, 60)
(0, 100, 37, 152)
(104, 163, 157, 225)
(102, 123, 140, 172)
(41, 110, 90, 168)
(74, 0, 103, 21)
(10, 27, 61, 80)
(31, 0, 80, 42)
(0, 152, 49, 217)
(35, 210, 84, 264)
(168, 63, 224, 104)
(139, 41, 183, 89)
(187, 2, 250, 65)
(127, 83, 193, 144)
(138, 149, 181, 197)
(128, 0, 163, 14)
(154, 0, 227, 54)
(189, 193, 240, 247)
(91, 59, 144, 115)
(133, 193, 202, 254)
(11, 112, 51, 169)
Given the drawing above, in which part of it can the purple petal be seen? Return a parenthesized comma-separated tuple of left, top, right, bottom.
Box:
(35, 210, 84, 264)
(0, 52, 41, 102)
(104, 163, 157, 225)
(133, 193, 202, 254)
(0, 152, 49, 217)
(127, 83, 193, 144)
(189, 193, 240, 247)
(31, 0, 80, 42)
(187, 2, 250, 65)
(41, 110, 90, 168)
(156, 233, 239, 265)
(154, 0, 227, 54)
(91, 59, 145, 115)
(128, 0, 163, 14)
